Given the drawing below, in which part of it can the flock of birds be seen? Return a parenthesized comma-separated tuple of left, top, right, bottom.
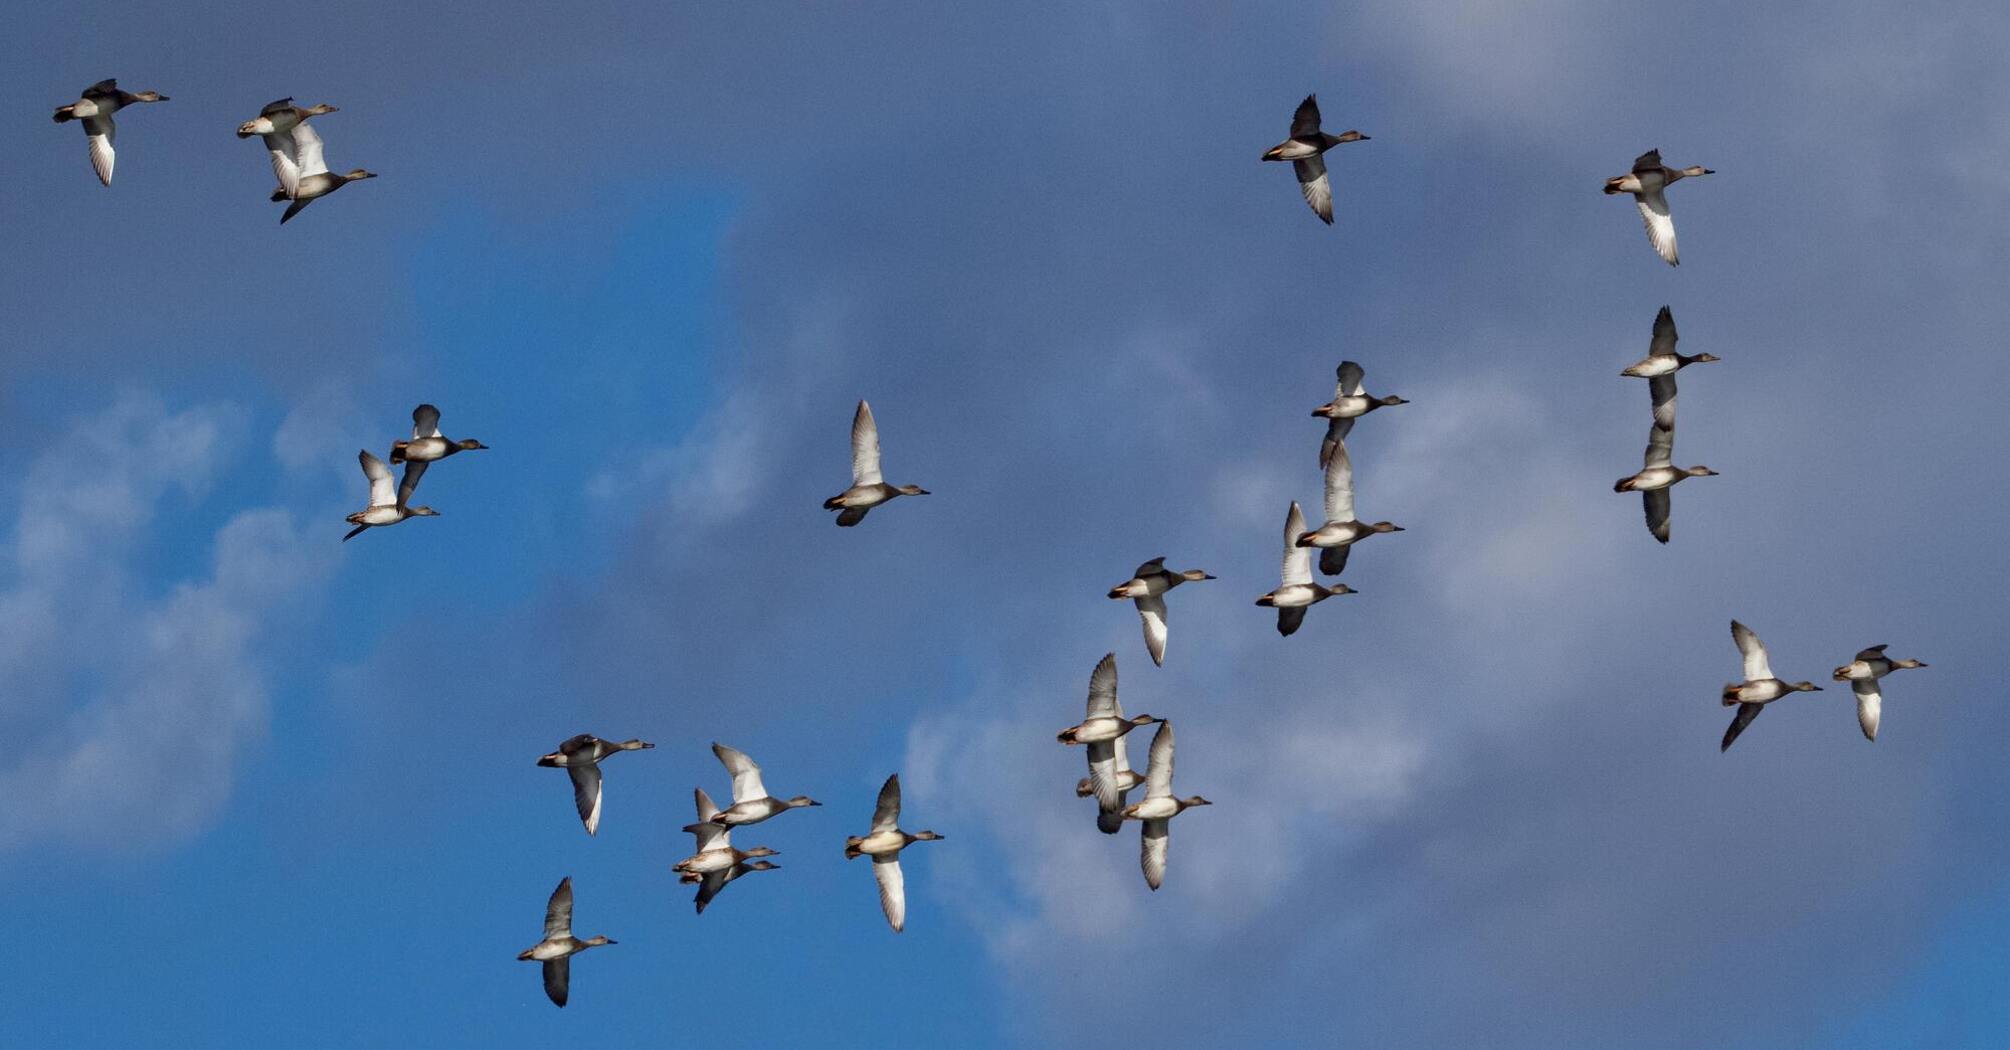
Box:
(57, 79, 1933, 1007)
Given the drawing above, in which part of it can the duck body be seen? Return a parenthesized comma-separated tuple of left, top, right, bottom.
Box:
(845, 774, 943, 931)
(705, 742, 821, 827)
(826, 400, 929, 525)
(672, 844, 778, 875)
(1604, 149, 1714, 265)
(1107, 558, 1213, 666)
(1833, 645, 1928, 741)
(1614, 465, 1713, 493)
(537, 735, 653, 836)
(1261, 94, 1369, 224)
(1720, 621, 1824, 751)
(53, 79, 169, 186)
(1621, 352, 1718, 378)
(1297, 519, 1399, 550)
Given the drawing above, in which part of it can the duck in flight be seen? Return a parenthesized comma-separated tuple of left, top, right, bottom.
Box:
(389, 403, 487, 479)
(676, 787, 781, 914)
(264, 117, 376, 224)
(1107, 557, 1214, 666)
(536, 735, 654, 836)
(706, 743, 821, 826)
(844, 774, 944, 933)
(1122, 721, 1211, 891)
(1721, 620, 1824, 751)
(53, 78, 168, 187)
(1261, 94, 1368, 225)
(516, 877, 615, 1008)
(1296, 440, 1403, 576)
(1832, 645, 1929, 742)
(1604, 149, 1713, 266)
(237, 97, 337, 198)
(1256, 502, 1353, 636)
(343, 449, 437, 541)
(1311, 360, 1406, 470)
(1059, 654, 1160, 832)
(824, 400, 929, 526)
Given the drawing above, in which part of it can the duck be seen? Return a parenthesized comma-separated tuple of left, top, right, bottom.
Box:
(844, 774, 944, 933)
(1604, 149, 1713, 266)
(687, 859, 780, 915)
(1311, 361, 1407, 469)
(343, 448, 438, 542)
(265, 119, 376, 224)
(707, 743, 821, 826)
(1833, 645, 1929, 742)
(824, 399, 929, 526)
(1107, 557, 1215, 666)
(1261, 94, 1368, 225)
(674, 787, 780, 875)
(1075, 713, 1144, 835)
(1256, 502, 1354, 636)
(535, 735, 655, 836)
(1057, 653, 1163, 827)
(1620, 307, 1719, 400)
(390, 404, 488, 465)
(516, 877, 615, 1008)
(52, 78, 168, 187)
(236, 97, 337, 199)
(1296, 440, 1403, 576)
(1721, 620, 1824, 751)
(1613, 422, 1715, 544)
(1121, 721, 1211, 891)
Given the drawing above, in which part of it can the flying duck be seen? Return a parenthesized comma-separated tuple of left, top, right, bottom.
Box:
(1121, 720, 1211, 891)
(706, 743, 821, 826)
(1057, 653, 1162, 829)
(844, 773, 944, 933)
(536, 735, 655, 836)
(675, 787, 781, 913)
(1604, 149, 1713, 266)
(1620, 306, 1719, 394)
(265, 119, 376, 224)
(1107, 557, 1215, 666)
(53, 78, 168, 187)
(1832, 645, 1930, 742)
(1075, 710, 1145, 835)
(1721, 620, 1824, 751)
(1296, 440, 1403, 576)
(824, 400, 929, 526)
(516, 877, 616, 1008)
(1613, 419, 1716, 544)
(390, 403, 487, 469)
(1256, 502, 1353, 636)
(236, 97, 337, 198)
(1311, 361, 1407, 469)
(1261, 94, 1368, 224)
(343, 448, 438, 542)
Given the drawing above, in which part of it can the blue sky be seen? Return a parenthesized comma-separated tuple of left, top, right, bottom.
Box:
(4, 2, 2008, 1047)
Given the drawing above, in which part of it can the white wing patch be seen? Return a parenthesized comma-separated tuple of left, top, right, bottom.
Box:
(1281, 502, 1312, 586)
(850, 400, 883, 486)
(1635, 190, 1679, 265)
(1294, 156, 1333, 224)
(1854, 680, 1882, 741)
(873, 855, 907, 932)
(292, 121, 330, 178)
(1135, 594, 1168, 667)
(1323, 441, 1356, 524)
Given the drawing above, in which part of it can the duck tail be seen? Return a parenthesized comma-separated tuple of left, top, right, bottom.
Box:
(1602, 177, 1627, 195)
(1721, 683, 1741, 705)
(53, 105, 76, 123)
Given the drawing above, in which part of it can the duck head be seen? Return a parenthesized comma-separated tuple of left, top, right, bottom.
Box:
(1791, 681, 1824, 693)
(582, 936, 616, 948)
(896, 485, 929, 496)
(1181, 569, 1216, 582)
(1180, 796, 1214, 810)
(743, 846, 780, 859)
(341, 169, 379, 184)
(1331, 130, 1369, 144)
(407, 505, 441, 517)
(1683, 466, 1719, 479)
(1371, 521, 1404, 534)
(456, 438, 490, 451)
(787, 796, 822, 809)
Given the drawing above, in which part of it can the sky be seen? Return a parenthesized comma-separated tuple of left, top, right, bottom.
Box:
(3, 2, 2007, 1046)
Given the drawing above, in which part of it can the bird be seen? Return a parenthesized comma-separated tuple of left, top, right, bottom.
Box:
(52, 78, 168, 187)
(343, 448, 438, 542)
(387, 403, 488, 508)
(1832, 645, 1929, 742)
(1296, 440, 1403, 576)
(1311, 361, 1407, 469)
(1057, 653, 1163, 827)
(1619, 307, 1719, 401)
(1107, 557, 1215, 666)
(1604, 149, 1714, 266)
(824, 400, 929, 526)
(1613, 422, 1716, 544)
(266, 119, 376, 224)
(675, 787, 780, 914)
(844, 774, 944, 933)
(535, 735, 655, 836)
(1256, 502, 1353, 636)
(1121, 721, 1211, 891)
(1261, 94, 1369, 224)
(706, 743, 821, 826)
(1075, 711, 1145, 834)
(1721, 620, 1825, 751)
(236, 97, 337, 199)
(516, 877, 615, 1008)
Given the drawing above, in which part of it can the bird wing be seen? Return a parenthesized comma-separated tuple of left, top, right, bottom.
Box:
(850, 400, 883, 486)
(1293, 156, 1334, 224)
(1644, 489, 1671, 544)
(1855, 644, 1889, 660)
(871, 773, 902, 833)
(1085, 740, 1120, 812)
(1854, 680, 1883, 742)
(543, 877, 574, 939)
(568, 764, 603, 836)
(1143, 721, 1175, 800)
(1649, 372, 1677, 431)
(1135, 594, 1168, 667)
(1320, 417, 1353, 470)
(359, 449, 396, 506)
(1290, 94, 1322, 139)
(412, 403, 443, 439)
(1281, 502, 1312, 586)
(1140, 818, 1170, 891)
(1644, 418, 1674, 470)
(1131, 556, 1167, 579)
(689, 788, 729, 852)
(1632, 149, 1663, 174)
(1649, 306, 1678, 357)
(873, 855, 907, 932)
(1277, 606, 1308, 637)
(1635, 189, 1680, 265)
(1721, 703, 1763, 752)
(712, 742, 768, 804)
(542, 958, 570, 1008)
(1335, 360, 1364, 398)
(83, 115, 116, 187)
(263, 130, 301, 197)
(1085, 652, 1119, 719)
(397, 459, 429, 507)
(1318, 543, 1351, 577)
(1323, 440, 1356, 524)
(1732, 620, 1774, 682)
(292, 120, 329, 178)
(259, 97, 296, 117)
